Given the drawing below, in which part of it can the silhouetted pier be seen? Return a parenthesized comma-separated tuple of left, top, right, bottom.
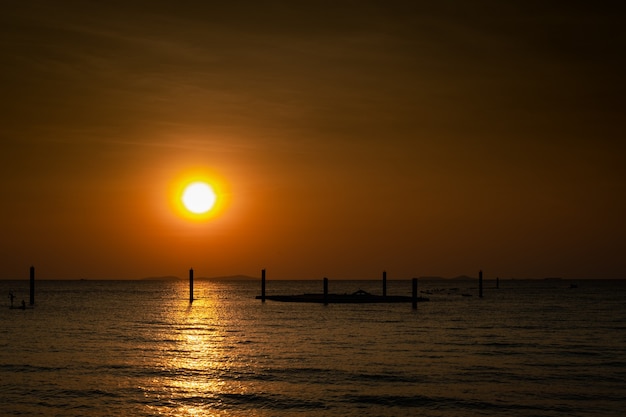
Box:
(30, 266, 35, 305)
(189, 268, 194, 303)
(382, 270, 387, 297)
(256, 271, 429, 305)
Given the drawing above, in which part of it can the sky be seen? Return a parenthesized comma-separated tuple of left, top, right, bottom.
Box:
(1, 1, 624, 280)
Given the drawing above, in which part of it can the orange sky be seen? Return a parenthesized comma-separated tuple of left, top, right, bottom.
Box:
(1, 1, 624, 279)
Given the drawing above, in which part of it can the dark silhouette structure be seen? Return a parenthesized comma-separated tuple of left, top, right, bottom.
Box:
(189, 268, 194, 303)
(479, 270, 483, 298)
(29, 266, 35, 305)
(261, 269, 266, 302)
(257, 276, 429, 304)
(382, 270, 387, 297)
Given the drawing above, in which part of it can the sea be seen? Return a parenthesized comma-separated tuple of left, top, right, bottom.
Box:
(1, 278, 624, 416)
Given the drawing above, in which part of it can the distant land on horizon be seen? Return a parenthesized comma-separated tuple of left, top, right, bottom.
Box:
(143, 275, 520, 281)
(4, 275, 612, 281)
(142, 274, 259, 281)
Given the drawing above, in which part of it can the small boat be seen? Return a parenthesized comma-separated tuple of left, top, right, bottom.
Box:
(256, 289, 429, 304)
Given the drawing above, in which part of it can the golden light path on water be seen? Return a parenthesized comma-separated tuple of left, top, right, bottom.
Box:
(141, 283, 255, 417)
(148, 300, 220, 416)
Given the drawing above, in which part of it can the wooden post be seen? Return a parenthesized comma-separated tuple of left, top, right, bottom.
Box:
(189, 268, 194, 303)
(382, 270, 387, 297)
(261, 269, 266, 302)
(29, 266, 35, 305)
(479, 270, 483, 298)
(323, 277, 328, 306)
(496, 277, 499, 289)
(412, 278, 418, 309)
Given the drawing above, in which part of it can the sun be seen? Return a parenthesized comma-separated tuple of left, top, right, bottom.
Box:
(181, 181, 217, 214)
(166, 168, 230, 223)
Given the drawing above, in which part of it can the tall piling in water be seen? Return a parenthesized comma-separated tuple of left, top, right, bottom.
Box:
(412, 278, 418, 309)
(382, 270, 387, 297)
(29, 266, 35, 305)
(323, 277, 329, 306)
(479, 270, 483, 298)
(189, 268, 194, 303)
(261, 269, 266, 302)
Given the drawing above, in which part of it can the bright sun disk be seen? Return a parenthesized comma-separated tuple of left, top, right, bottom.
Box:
(181, 181, 217, 214)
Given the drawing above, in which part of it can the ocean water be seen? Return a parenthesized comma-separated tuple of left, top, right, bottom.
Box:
(1, 278, 624, 416)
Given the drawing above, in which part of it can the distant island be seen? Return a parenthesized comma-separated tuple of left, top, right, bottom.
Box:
(141, 276, 181, 281)
(199, 275, 258, 281)
(418, 275, 475, 280)
(141, 275, 486, 281)
(141, 275, 258, 281)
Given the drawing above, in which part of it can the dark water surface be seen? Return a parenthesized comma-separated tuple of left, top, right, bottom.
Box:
(1, 279, 625, 416)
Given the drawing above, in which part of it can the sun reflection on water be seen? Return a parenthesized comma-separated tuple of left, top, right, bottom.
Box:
(142, 284, 244, 416)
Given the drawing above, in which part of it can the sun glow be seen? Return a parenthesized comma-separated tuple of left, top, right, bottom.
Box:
(182, 182, 216, 214)
(168, 169, 229, 222)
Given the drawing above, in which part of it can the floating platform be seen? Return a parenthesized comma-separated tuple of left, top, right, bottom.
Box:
(256, 289, 429, 304)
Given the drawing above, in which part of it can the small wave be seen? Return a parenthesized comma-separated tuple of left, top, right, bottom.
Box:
(344, 394, 574, 413)
(354, 372, 427, 384)
(147, 392, 328, 411)
(218, 392, 327, 410)
(0, 363, 67, 373)
(345, 394, 441, 407)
